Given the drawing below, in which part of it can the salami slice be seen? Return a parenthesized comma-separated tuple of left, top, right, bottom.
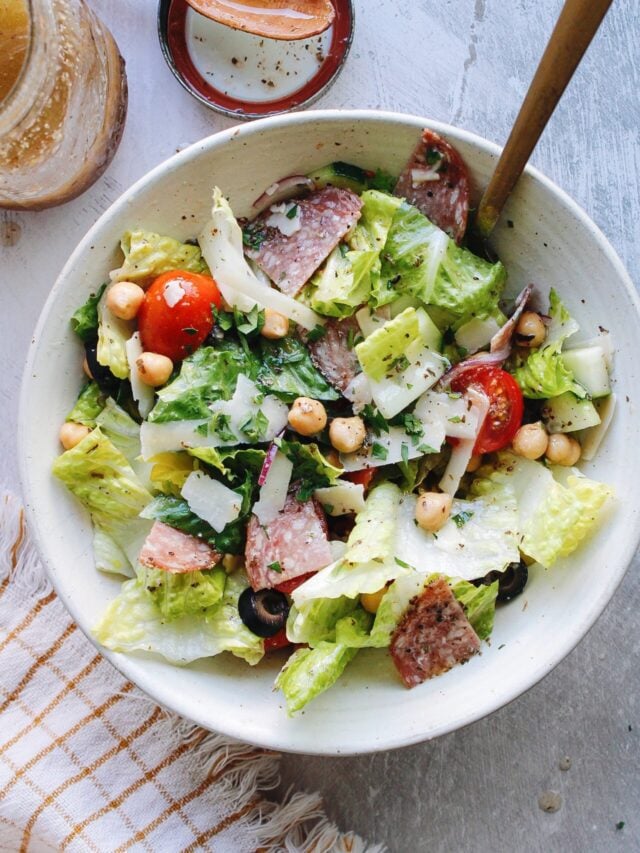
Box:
(244, 494, 332, 590)
(303, 316, 360, 393)
(139, 521, 221, 574)
(394, 129, 470, 245)
(390, 576, 480, 688)
(245, 187, 363, 296)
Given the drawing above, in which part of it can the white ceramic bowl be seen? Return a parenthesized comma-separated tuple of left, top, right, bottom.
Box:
(19, 110, 640, 755)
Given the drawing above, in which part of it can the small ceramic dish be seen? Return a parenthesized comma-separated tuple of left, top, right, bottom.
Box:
(157, 0, 354, 118)
(19, 111, 640, 755)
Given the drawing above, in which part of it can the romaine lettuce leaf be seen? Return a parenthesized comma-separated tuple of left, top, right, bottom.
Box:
(96, 397, 152, 489)
(52, 427, 153, 569)
(97, 288, 133, 380)
(306, 190, 402, 318)
(66, 381, 105, 427)
(111, 230, 209, 283)
(149, 452, 196, 496)
(276, 439, 343, 500)
(472, 452, 612, 567)
(292, 482, 407, 603)
(94, 570, 264, 665)
(137, 565, 226, 620)
(286, 596, 359, 646)
(256, 336, 339, 402)
(149, 341, 255, 423)
(450, 578, 499, 640)
(372, 202, 506, 329)
(187, 446, 266, 482)
(274, 641, 359, 715)
(70, 284, 107, 342)
(93, 527, 133, 577)
(513, 290, 586, 399)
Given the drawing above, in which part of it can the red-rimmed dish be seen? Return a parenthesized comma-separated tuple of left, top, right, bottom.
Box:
(157, 0, 354, 119)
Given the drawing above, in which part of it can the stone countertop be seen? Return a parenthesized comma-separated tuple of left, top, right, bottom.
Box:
(2, 1, 639, 850)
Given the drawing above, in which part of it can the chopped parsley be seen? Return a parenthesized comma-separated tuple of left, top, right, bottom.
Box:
(401, 442, 409, 465)
(394, 556, 415, 570)
(452, 511, 474, 528)
(306, 323, 327, 342)
(234, 305, 264, 336)
(285, 203, 299, 219)
(362, 404, 389, 436)
(401, 413, 424, 437)
(268, 561, 282, 573)
(239, 409, 268, 442)
(242, 224, 266, 251)
(182, 326, 198, 336)
(425, 148, 443, 166)
(416, 443, 437, 454)
(448, 415, 463, 424)
(371, 442, 388, 460)
(209, 413, 236, 443)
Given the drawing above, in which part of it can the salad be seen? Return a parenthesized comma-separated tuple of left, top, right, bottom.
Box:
(54, 130, 614, 715)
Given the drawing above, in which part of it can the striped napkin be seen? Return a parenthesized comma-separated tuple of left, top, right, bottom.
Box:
(0, 493, 381, 853)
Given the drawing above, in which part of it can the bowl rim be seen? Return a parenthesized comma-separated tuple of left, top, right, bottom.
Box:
(19, 109, 640, 754)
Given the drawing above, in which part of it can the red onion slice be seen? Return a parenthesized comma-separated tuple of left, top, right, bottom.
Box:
(489, 283, 534, 354)
(252, 176, 315, 215)
(258, 429, 286, 486)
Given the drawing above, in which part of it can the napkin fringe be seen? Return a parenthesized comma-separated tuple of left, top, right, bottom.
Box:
(1, 491, 383, 853)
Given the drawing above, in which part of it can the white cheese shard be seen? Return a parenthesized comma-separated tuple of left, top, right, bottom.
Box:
(181, 471, 242, 532)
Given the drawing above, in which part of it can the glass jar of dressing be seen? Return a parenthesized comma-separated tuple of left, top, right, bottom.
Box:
(0, 0, 127, 210)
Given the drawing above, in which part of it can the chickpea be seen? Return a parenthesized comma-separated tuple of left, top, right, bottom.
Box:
(222, 554, 243, 574)
(136, 352, 174, 387)
(261, 308, 289, 340)
(545, 433, 581, 466)
(512, 421, 549, 460)
(329, 417, 367, 454)
(415, 491, 452, 533)
(466, 454, 482, 473)
(82, 356, 93, 379)
(106, 281, 145, 321)
(59, 421, 90, 450)
(515, 311, 546, 348)
(361, 587, 387, 614)
(288, 397, 327, 436)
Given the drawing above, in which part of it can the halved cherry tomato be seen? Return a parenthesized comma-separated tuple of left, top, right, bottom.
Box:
(274, 572, 316, 596)
(263, 627, 291, 652)
(450, 365, 524, 454)
(343, 468, 376, 491)
(137, 270, 222, 362)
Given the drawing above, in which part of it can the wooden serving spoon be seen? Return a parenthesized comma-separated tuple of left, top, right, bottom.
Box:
(185, 0, 335, 41)
(474, 0, 614, 244)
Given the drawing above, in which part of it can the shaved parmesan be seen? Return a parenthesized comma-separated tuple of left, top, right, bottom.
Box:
(181, 471, 242, 532)
(253, 451, 293, 525)
(411, 167, 441, 184)
(415, 391, 478, 440)
(340, 427, 426, 472)
(355, 306, 391, 338)
(125, 332, 155, 419)
(455, 317, 501, 354)
(368, 348, 447, 419)
(266, 202, 302, 236)
(439, 388, 489, 496)
(342, 372, 373, 413)
(163, 279, 185, 307)
(314, 482, 365, 516)
(199, 188, 323, 330)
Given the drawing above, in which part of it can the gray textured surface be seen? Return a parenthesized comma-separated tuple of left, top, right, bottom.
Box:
(2, 1, 639, 850)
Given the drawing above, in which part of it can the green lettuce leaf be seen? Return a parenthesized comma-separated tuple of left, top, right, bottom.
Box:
(96, 397, 152, 489)
(66, 381, 105, 427)
(149, 452, 197, 496)
(94, 570, 264, 665)
(149, 341, 255, 423)
(93, 527, 133, 578)
(274, 641, 359, 715)
(112, 230, 209, 282)
(286, 596, 359, 646)
(276, 439, 343, 500)
(137, 565, 226, 621)
(450, 579, 499, 640)
(52, 427, 152, 569)
(187, 446, 266, 483)
(472, 452, 612, 567)
(292, 482, 407, 603)
(97, 288, 133, 380)
(70, 284, 107, 342)
(306, 190, 402, 318)
(373, 202, 506, 329)
(256, 336, 339, 402)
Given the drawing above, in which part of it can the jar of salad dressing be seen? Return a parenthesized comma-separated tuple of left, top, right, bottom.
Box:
(0, 0, 127, 210)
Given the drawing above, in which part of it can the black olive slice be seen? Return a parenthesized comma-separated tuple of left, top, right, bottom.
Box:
(238, 587, 289, 638)
(471, 560, 529, 602)
(84, 341, 120, 395)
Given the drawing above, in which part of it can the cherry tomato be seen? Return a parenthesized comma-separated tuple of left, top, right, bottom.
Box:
(450, 365, 524, 454)
(263, 628, 291, 652)
(274, 572, 316, 596)
(343, 469, 376, 491)
(137, 270, 222, 362)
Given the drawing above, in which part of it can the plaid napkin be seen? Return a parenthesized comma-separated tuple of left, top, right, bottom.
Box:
(0, 493, 381, 853)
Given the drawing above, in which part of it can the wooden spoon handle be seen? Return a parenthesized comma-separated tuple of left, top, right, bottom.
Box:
(475, 0, 614, 238)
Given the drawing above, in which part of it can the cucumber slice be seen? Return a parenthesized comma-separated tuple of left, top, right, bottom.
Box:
(562, 345, 610, 398)
(542, 392, 601, 434)
(308, 162, 370, 193)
